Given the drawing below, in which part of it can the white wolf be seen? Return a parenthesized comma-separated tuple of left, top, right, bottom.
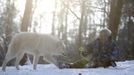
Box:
(2, 32, 67, 71)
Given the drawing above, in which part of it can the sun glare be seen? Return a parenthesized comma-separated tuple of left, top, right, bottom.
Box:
(16, 0, 102, 34)
(36, 0, 55, 34)
(37, 0, 55, 13)
(16, 0, 55, 34)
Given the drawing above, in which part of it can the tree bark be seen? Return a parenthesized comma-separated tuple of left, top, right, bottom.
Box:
(51, 0, 57, 35)
(108, 0, 123, 40)
(21, 0, 33, 32)
(77, 0, 86, 49)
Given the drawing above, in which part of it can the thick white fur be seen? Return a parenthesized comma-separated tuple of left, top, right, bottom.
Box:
(2, 32, 66, 71)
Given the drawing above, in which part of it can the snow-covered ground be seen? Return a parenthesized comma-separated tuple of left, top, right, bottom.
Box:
(0, 60, 134, 75)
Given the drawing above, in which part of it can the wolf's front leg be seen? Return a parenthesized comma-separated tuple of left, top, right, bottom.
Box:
(33, 54, 40, 70)
(15, 53, 25, 70)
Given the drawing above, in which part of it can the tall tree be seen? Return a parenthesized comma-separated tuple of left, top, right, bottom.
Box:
(21, 0, 33, 32)
(51, 0, 57, 36)
(108, 0, 123, 40)
(77, 0, 86, 49)
(63, 1, 69, 44)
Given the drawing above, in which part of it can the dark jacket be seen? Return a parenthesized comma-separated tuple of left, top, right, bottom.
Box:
(85, 39, 119, 68)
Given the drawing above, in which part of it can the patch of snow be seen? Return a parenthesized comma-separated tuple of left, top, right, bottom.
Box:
(0, 60, 134, 75)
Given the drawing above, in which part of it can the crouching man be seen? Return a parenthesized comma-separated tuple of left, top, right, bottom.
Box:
(84, 28, 119, 68)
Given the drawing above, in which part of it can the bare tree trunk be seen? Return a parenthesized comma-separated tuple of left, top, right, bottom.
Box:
(21, 0, 33, 32)
(108, 0, 123, 40)
(103, 0, 107, 28)
(77, 0, 86, 49)
(58, 2, 65, 39)
(62, 1, 69, 44)
(51, 12, 56, 35)
(51, 0, 57, 36)
(64, 6, 68, 44)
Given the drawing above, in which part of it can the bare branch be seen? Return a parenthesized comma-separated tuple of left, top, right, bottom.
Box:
(60, 0, 80, 20)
